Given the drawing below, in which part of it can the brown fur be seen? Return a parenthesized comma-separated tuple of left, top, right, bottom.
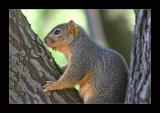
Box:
(78, 72, 96, 103)
(51, 40, 71, 60)
(43, 20, 129, 103)
(65, 20, 79, 37)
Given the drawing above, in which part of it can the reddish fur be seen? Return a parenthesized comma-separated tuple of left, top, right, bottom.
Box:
(78, 73, 96, 101)
(51, 41, 71, 60)
(43, 20, 96, 102)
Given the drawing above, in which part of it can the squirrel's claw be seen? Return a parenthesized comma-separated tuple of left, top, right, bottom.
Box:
(42, 88, 49, 93)
(42, 82, 54, 92)
(46, 81, 53, 83)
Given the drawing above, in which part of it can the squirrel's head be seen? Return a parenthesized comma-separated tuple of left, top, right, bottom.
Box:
(44, 20, 80, 50)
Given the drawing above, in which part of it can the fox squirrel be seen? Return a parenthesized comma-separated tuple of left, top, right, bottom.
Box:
(43, 20, 129, 104)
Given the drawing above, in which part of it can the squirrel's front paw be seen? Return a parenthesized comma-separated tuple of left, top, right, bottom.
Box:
(42, 81, 55, 93)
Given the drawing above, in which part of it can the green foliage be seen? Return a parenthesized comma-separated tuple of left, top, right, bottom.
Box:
(75, 84, 80, 91)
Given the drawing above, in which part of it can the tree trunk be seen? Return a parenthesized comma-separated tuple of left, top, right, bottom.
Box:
(85, 9, 108, 48)
(9, 9, 151, 104)
(125, 9, 151, 104)
(9, 9, 82, 104)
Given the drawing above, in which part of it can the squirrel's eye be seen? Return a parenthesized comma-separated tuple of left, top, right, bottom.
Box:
(54, 29, 61, 35)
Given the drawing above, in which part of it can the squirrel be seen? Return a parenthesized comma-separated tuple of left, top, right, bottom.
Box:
(43, 20, 129, 104)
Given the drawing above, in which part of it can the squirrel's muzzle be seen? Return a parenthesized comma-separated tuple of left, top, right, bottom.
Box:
(44, 36, 55, 48)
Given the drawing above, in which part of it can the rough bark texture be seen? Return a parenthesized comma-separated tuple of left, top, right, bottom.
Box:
(9, 9, 151, 104)
(9, 9, 82, 104)
(125, 9, 151, 104)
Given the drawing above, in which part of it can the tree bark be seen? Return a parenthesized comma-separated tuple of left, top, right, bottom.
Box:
(9, 9, 82, 104)
(9, 9, 151, 104)
(125, 9, 151, 104)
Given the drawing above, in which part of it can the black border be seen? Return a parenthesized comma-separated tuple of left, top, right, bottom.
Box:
(5, 0, 155, 112)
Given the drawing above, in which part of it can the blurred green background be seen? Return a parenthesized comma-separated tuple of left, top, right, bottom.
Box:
(22, 9, 135, 67)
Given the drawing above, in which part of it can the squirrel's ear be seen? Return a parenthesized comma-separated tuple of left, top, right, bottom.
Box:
(66, 20, 78, 36)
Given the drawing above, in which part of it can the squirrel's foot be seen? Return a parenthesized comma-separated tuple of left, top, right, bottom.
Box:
(42, 81, 55, 93)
